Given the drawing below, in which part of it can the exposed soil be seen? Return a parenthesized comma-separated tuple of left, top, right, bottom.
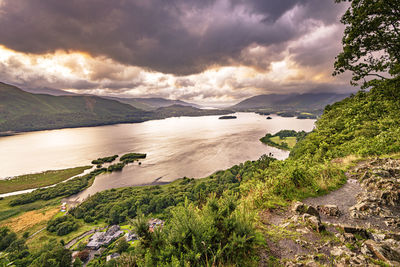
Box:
(259, 158, 400, 266)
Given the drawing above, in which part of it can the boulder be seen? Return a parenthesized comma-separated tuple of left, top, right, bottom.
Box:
(364, 240, 400, 264)
(339, 233, 356, 243)
(339, 225, 370, 239)
(330, 246, 351, 257)
(292, 201, 320, 218)
(317, 204, 341, 217)
(302, 214, 324, 233)
(380, 190, 400, 206)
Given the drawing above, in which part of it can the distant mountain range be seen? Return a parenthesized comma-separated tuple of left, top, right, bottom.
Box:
(21, 87, 76, 96)
(20, 86, 200, 111)
(0, 82, 230, 133)
(231, 93, 349, 114)
(106, 97, 200, 111)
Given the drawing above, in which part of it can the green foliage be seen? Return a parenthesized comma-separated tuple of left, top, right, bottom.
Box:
(22, 231, 30, 239)
(260, 130, 307, 150)
(107, 163, 125, 172)
(333, 0, 400, 87)
(120, 153, 147, 164)
(70, 155, 275, 224)
(91, 155, 118, 165)
(122, 196, 261, 266)
(291, 78, 400, 161)
(0, 227, 31, 266)
(47, 215, 79, 236)
(116, 239, 130, 254)
(9, 168, 106, 206)
(30, 239, 72, 267)
(73, 257, 83, 267)
(0, 227, 17, 251)
(274, 130, 307, 141)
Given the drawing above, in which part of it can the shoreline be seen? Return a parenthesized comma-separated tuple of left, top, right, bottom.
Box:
(0, 166, 95, 198)
(0, 111, 234, 137)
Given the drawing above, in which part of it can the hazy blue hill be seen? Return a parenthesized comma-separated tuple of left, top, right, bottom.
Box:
(152, 104, 232, 118)
(108, 96, 200, 110)
(232, 93, 349, 113)
(0, 82, 152, 132)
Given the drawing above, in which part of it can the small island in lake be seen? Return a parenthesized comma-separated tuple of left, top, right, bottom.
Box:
(219, 115, 237, 120)
(260, 130, 307, 150)
(91, 155, 118, 165)
(297, 112, 317, 119)
(120, 152, 147, 164)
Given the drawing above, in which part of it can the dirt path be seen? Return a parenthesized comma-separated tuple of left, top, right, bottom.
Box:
(259, 158, 400, 266)
(303, 178, 363, 225)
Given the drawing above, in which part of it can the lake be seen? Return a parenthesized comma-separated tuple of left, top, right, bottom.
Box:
(0, 113, 315, 201)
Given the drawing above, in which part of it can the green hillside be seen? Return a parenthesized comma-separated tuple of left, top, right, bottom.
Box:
(291, 79, 400, 161)
(231, 93, 349, 115)
(0, 83, 230, 133)
(0, 82, 152, 132)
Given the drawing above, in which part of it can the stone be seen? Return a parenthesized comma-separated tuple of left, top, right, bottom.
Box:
(371, 233, 386, 242)
(340, 225, 370, 239)
(349, 209, 364, 219)
(387, 233, 400, 241)
(302, 214, 324, 232)
(364, 239, 400, 264)
(317, 204, 341, 217)
(380, 190, 400, 206)
(339, 233, 356, 243)
(353, 201, 370, 212)
(292, 201, 320, 218)
(385, 218, 400, 227)
(331, 246, 351, 257)
(361, 243, 373, 257)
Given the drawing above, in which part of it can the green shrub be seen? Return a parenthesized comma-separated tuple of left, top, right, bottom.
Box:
(47, 215, 79, 236)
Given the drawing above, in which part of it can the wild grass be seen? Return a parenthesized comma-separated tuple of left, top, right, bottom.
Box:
(0, 166, 91, 194)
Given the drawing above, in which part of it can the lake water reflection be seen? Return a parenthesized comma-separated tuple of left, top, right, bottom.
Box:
(0, 113, 315, 200)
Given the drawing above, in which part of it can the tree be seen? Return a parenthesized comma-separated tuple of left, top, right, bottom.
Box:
(76, 250, 89, 262)
(31, 241, 72, 267)
(116, 239, 130, 254)
(73, 257, 83, 267)
(333, 0, 400, 88)
(0, 227, 17, 251)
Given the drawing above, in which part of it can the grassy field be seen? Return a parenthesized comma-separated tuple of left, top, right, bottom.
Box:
(0, 194, 62, 221)
(0, 166, 91, 194)
(0, 192, 106, 252)
(269, 136, 297, 149)
(26, 219, 107, 252)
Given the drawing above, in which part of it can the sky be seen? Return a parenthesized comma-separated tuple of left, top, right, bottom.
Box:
(0, 0, 353, 106)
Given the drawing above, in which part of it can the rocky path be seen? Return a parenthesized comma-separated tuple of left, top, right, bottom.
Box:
(260, 158, 400, 266)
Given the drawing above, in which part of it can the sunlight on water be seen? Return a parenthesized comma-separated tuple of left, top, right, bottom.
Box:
(0, 113, 315, 199)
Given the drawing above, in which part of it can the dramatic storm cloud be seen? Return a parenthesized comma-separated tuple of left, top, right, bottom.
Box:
(0, 0, 352, 105)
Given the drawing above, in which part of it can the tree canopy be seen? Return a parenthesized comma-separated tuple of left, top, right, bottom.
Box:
(333, 0, 400, 88)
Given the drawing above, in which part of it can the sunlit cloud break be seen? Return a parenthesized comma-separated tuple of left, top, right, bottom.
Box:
(0, 0, 353, 106)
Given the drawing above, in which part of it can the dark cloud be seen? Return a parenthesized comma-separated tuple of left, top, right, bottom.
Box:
(0, 0, 345, 75)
